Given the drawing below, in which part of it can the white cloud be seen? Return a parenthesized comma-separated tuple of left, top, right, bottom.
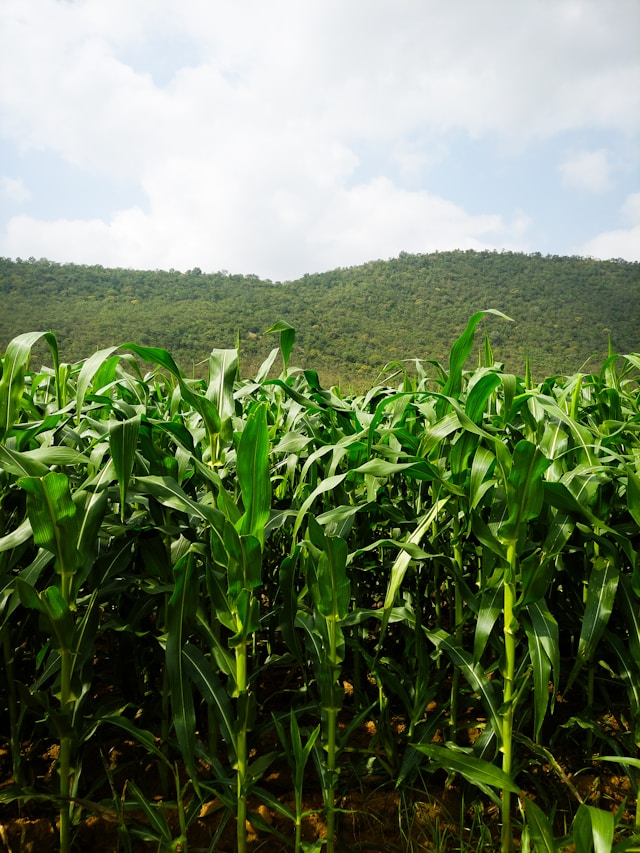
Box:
(1, 181, 532, 280)
(0, 176, 31, 203)
(0, 0, 638, 275)
(558, 149, 612, 193)
(579, 193, 640, 261)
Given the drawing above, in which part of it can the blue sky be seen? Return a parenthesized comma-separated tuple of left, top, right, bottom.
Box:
(1, 0, 638, 281)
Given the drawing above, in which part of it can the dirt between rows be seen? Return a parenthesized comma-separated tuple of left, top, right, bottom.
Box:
(0, 707, 636, 853)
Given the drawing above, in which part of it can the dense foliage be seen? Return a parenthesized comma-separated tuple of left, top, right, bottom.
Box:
(1, 251, 638, 388)
(1, 316, 639, 852)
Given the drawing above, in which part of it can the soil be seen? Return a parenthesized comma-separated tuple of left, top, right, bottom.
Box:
(0, 702, 637, 853)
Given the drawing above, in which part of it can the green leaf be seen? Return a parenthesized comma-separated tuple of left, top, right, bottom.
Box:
(412, 742, 521, 804)
(0, 331, 58, 438)
(523, 796, 557, 853)
(121, 342, 182, 377)
(166, 552, 199, 787)
(183, 642, 237, 762)
(441, 309, 512, 403)
(0, 518, 33, 552)
(266, 321, 296, 375)
(427, 629, 503, 741)
(566, 557, 619, 692)
(315, 533, 350, 622)
(498, 440, 551, 543)
(126, 780, 172, 844)
(573, 804, 614, 853)
(18, 472, 81, 576)
(236, 404, 271, 545)
(40, 586, 75, 652)
(75, 345, 120, 417)
(379, 500, 447, 638)
(109, 413, 141, 521)
(474, 583, 503, 662)
(626, 467, 640, 528)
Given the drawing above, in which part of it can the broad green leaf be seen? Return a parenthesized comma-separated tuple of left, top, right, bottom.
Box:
(166, 552, 199, 788)
(427, 628, 502, 741)
(441, 309, 512, 404)
(523, 610, 553, 743)
(183, 642, 237, 761)
(40, 585, 75, 652)
(18, 472, 81, 576)
(266, 321, 296, 375)
(316, 534, 350, 622)
(121, 342, 182, 377)
(473, 583, 503, 662)
(133, 474, 225, 528)
(0, 518, 33, 552)
(207, 347, 238, 423)
(412, 742, 521, 804)
(0, 331, 58, 438)
(75, 345, 119, 417)
(236, 403, 271, 545)
(573, 804, 614, 853)
(626, 467, 640, 527)
(498, 440, 551, 543)
(523, 796, 557, 853)
(566, 557, 619, 691)
(354, 459, 417, 477)
(465, 371, 501, 424)
(379, 500, 447, 638)
(0, 444, 50, 477)
(469, 444, 496, 510)
(109, 413, 141, 521)
(291, 473, 348, 544)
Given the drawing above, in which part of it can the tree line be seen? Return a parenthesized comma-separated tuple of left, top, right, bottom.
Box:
(1, 250, 638, 387)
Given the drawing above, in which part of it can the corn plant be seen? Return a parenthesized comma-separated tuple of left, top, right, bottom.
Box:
(1, 320, 639, 852)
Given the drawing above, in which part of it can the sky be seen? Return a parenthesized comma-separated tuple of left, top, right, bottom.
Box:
(0, 0, 639, 282)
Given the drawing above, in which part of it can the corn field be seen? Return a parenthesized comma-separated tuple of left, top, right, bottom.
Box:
(1, 312, 639, 853)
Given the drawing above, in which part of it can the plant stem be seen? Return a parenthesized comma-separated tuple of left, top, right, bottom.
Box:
(59, 571, 74, 853)
(325, 615, 339, 853)
(501, 543, 517, 853)
(236, 639, 248, 853)
(3, 629, 22, 787)
(450, 514, 464, 743)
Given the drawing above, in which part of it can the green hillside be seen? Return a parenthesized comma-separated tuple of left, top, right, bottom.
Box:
(1, 250, 638, 386)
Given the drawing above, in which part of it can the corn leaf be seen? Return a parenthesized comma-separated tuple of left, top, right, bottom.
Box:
(236, 404, 271, 545)
(523, 796, 557, 853)
(109, 414, 141, 521)
(183, 642, 237, 762)
(0, 331, 58, 438)
(18, 473, 81, 576)
(566, 557, 619, 692)
(166, 552, 199, 789)
(411, 742, 521, 805)
(498, 440, 551, 543)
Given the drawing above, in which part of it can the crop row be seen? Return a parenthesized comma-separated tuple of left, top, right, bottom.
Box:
(1, 312, 639, 852)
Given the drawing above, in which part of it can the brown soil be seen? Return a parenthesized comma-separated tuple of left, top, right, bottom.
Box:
(0, 712, 637, 853)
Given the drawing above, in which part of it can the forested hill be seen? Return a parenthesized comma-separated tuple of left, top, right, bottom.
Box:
(1, 251, 638, 387)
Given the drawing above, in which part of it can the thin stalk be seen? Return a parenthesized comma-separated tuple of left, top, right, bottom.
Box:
(501, 543, 517, 853)
(324, 614, 339, 853)
(449, 513, 464, 743)
(3, 629, 22, 787)
(58, 648, 73, 853)
(236, 639, 249, 853)
(159, 664, 171, 796)
(58, 571, 74, 853)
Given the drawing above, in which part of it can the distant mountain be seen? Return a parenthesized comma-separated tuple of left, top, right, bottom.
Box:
(1, 251, 638, 387)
